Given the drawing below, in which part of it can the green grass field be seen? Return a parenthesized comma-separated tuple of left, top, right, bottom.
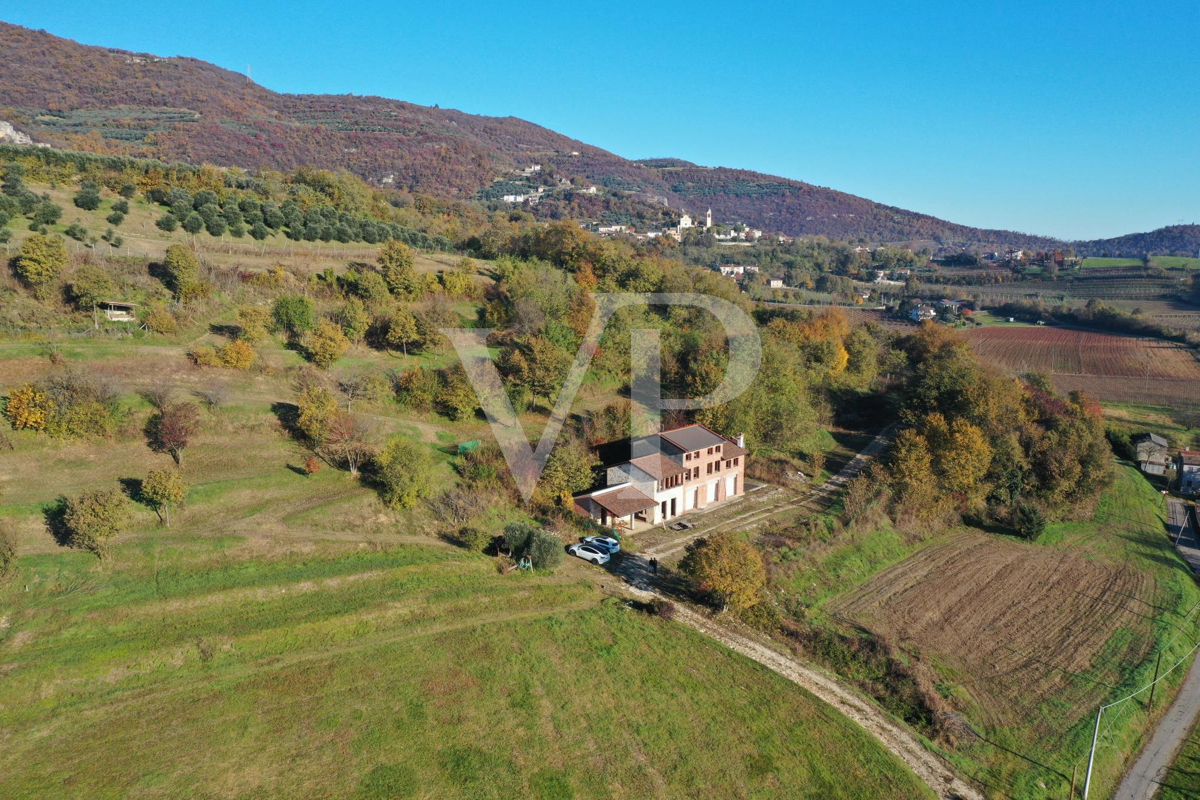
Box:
(1082, 256, 1200, 270)
(0, 536, 933, 798)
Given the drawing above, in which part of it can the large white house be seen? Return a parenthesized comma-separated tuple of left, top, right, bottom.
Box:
(574, 424, 749, 532)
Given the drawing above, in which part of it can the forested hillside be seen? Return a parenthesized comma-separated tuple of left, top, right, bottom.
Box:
(0, 22, 1058, 249)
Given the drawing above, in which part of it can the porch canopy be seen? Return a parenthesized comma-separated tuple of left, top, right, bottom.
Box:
(590, 485, 657, 519)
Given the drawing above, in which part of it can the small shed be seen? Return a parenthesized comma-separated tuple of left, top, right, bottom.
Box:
(1132, 433, 1170, 475)
(98, 301, 138, 322)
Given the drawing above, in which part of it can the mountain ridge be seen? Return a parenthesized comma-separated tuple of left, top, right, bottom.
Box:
(1, 21, 1195, 255)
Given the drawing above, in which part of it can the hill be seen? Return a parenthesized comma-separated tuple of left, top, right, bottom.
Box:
(0, 21, 1058, 250)
(1074, 224, 1200, 258)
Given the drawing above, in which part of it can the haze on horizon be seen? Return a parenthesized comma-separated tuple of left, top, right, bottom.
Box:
(5, 0, 1198, 241)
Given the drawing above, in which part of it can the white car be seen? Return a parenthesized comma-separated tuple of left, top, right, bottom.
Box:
(582, 536, 620, 554)
(568, 544, 611, 565)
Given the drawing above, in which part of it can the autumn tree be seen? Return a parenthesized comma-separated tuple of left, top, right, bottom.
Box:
(385, 307, 420, 356)
(435, 364, 479, 421)
(14, 234, 68, 293)
(146, 402, 201, 465)
(378, 239, 417, 298)
(62, 488, 129, 557)
(535, 438, 597, 507)
(142, 468, 188, 526)
(162, 244, 204, 300)
(303, 320, 350, 368)
(679, 533, 767, 613)
(69, 264, 117, 313)
(297, 385, 339, 443)
(338, 297, 371, 343)
(322, 413, 376, 476)
(373, 436, 434, 509)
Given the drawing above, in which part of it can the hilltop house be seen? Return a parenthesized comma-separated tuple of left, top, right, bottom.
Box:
(1176, 451, 1200, 495)
(574, 424, 749, 532)
(1132, 433, 1170, 475)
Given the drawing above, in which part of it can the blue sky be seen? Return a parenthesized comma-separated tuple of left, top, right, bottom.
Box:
(5, 1, 1198, 239)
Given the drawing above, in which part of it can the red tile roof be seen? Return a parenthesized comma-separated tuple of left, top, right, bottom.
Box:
(586, 485, 658, 518)
(629, 453, 685, 480)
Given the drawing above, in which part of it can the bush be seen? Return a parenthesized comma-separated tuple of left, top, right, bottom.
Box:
(304, 456, 322, 475)
(1013, 502, 1046, 540)
(156, 213, 178, 232)
(106, 211, 125, 227)
(143, 307, 178, 334)
(235, 306, 271, 342)
(74, 180, 101, 211)
(525, 530, 564, 570)
(272, 296, 316, 337)
(163, 244, 202, 299)
(373, 436, 434, 509)
(220, 339, 257, 369)
(4, 382, 55, 431)
(502, 522, 535, 555)
(0, 524, 16, 583)
(654, 600, 678, 620)
(63, 488, 128, 557)
(459, 527, 491, 552)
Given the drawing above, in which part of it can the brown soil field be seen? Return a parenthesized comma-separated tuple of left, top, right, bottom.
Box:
(965, 327, 1200, 379)
(828, 530, 1156, 737)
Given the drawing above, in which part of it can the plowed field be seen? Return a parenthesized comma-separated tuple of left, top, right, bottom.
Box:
(965, 327, 1200, 403)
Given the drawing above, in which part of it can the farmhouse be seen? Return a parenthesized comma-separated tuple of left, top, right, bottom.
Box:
(574, 424, 749, 532)
(1176, 451, 1200, 495)
(909, 305, 936, 322)
(1132, 433, 1170, 475)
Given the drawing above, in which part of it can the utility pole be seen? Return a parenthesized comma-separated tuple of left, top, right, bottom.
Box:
(1149, 651, 1163, 709)
(1083, 706, 1102, 799)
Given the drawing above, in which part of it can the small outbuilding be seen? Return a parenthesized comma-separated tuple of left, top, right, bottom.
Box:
(98, 301, 138, 322)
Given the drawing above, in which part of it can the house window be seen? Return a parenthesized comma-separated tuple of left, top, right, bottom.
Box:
(707, 447, 714, 455)
(715, 460, 721, 472)
(733, 457, 739, 466)
(685, 453, 691, 461)
(707, 463, 713, 474)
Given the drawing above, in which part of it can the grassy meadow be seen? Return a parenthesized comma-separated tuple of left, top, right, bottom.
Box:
(0, 535, 935, 798)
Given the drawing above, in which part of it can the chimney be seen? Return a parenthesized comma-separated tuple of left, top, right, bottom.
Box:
(737, 433, 745, 448)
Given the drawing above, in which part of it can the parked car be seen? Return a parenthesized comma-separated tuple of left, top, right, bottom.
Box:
(582, 536, 620, 554)
(568, 544, 611, 565)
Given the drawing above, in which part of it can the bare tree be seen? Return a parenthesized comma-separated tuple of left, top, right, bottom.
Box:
(321, 413, 376, 476)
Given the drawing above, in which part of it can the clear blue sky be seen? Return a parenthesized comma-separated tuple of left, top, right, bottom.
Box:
(5, 1, 1198, 239)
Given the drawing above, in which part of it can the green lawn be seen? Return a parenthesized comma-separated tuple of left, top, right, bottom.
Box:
(0, 538, 933, 798)
(1082, 256, 1200, 269)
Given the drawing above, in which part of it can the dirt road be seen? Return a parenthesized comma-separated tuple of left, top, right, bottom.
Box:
(617, 579, 980, 800)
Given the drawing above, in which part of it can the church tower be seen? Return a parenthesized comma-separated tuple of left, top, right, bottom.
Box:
(705, 208, 713, 229)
